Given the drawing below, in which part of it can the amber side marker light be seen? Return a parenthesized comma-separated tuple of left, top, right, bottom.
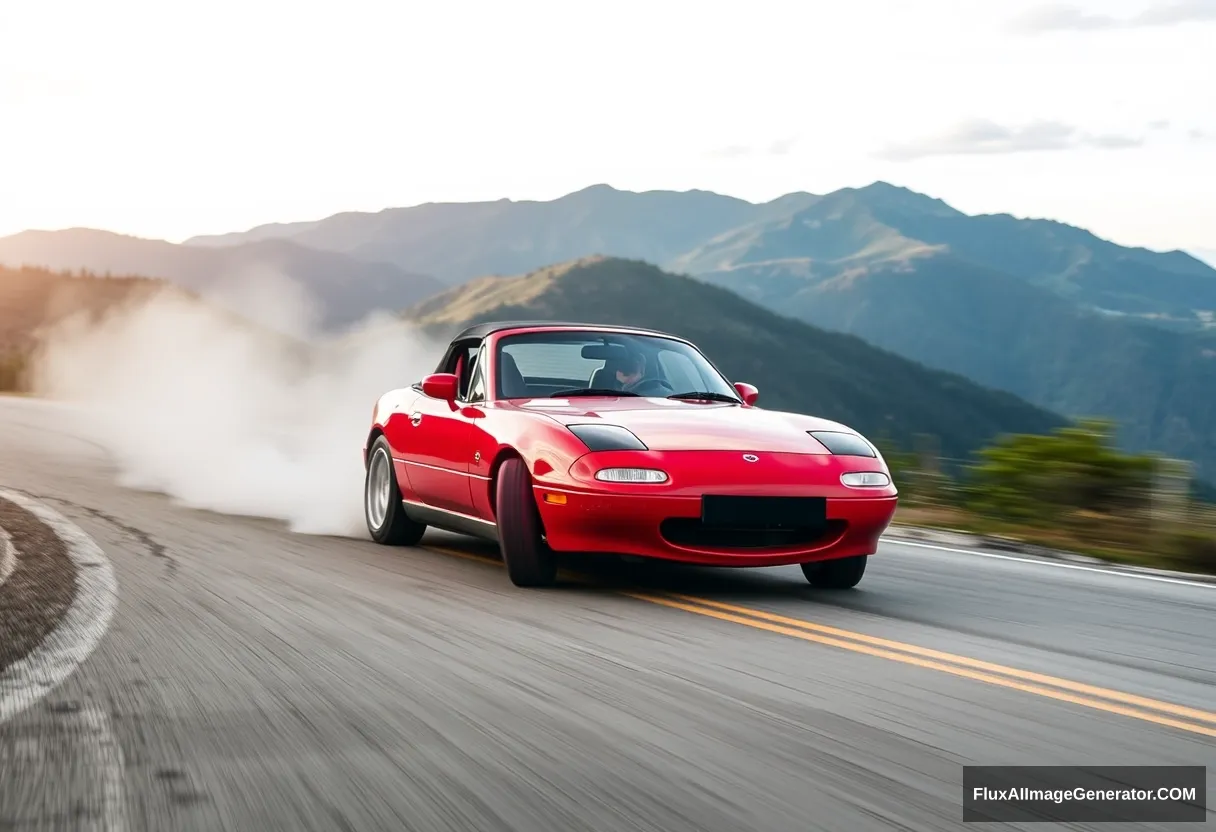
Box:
(543, 493, 568, 505)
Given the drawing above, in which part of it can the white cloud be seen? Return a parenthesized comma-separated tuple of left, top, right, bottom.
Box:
(1009, 1, 1216, 33)
(1009, 4, 1117, 32)
(768, 138, 797, 156)
(1136, 0, 1216, 25)
(877, 119, 1145, 161)
(0, 0, 1212, 251)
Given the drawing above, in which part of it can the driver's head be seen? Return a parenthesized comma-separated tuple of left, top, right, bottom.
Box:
(615, 351, 645, 388)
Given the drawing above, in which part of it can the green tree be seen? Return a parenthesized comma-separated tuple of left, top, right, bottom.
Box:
(963, 419, 1155, 524)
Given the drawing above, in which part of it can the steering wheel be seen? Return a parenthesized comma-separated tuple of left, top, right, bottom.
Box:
(629, 377, 675, 396)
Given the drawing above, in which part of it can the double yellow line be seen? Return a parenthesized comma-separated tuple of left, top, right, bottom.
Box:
(425, 545, 1216, 739)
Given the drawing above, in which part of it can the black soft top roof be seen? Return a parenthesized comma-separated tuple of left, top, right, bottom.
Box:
(452, 320, 676, 341)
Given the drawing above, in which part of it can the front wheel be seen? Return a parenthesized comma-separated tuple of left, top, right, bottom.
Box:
(365, 437, 426, 545)
(495, 457, 557, 587)
(801, 554, 867, 589)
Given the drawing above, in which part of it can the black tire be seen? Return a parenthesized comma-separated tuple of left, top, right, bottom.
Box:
(364, 436, 426, 546)
(496, 457, 557, 587)
(801, 554, 867, 589)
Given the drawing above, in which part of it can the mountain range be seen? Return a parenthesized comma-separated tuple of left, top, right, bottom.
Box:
(0, 229, 441, 331)
(404, 256, 1065, 461)
(2, 181, 1213, 478)
(186, 183, 1216, 330)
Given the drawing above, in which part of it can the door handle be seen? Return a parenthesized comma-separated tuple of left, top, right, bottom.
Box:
(409, 412, 422, 427)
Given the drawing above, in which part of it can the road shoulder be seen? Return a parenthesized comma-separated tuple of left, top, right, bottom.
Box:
(0, 489, 118, 723)
(0, 497, 76, 674)
(884, 523, 1216, 585)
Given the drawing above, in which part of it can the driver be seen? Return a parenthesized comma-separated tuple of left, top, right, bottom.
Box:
(614, 351, 647, 391)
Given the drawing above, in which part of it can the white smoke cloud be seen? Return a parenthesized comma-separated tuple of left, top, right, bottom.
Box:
(200, 261, 325, 341)
(29, 276, 443, 537)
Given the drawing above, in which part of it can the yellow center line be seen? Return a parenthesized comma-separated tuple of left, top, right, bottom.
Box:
(661, 593, 1216, 726)
(625, 592, 1216, 739)
(422, 545, 1216, 738)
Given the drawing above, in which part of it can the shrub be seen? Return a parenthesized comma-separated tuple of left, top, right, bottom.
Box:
(1165, 528, 1216, 574)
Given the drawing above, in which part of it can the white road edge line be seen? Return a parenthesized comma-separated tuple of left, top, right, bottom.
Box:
(0, 523, 14, 587)
(0, 488, 120, 723)
(881, 535, 1215, 589)
(80, 701, 129, 832)
(0, 490, 126, 830)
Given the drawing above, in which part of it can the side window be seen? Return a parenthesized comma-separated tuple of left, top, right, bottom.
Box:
(464, 347, 486, 403)
(456, 345, 475, 397)
(657, 350, 700, 392)
(448, 340, 482, 399)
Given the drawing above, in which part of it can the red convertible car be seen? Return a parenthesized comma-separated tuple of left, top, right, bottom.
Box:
(363, 321, 897, 588)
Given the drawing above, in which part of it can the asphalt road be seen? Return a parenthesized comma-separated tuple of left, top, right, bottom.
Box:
(1, 397, 1213, 831)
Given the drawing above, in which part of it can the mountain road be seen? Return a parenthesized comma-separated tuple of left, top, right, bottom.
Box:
(0, 397, 1212, 831)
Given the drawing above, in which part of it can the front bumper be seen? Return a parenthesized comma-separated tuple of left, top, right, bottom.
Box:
(533, 488, 896, 566)
(531, 450, 898, 566)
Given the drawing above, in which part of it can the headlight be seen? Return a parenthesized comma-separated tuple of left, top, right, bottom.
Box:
(595, 468, 668, 483)
(841, 471, 890, 488)
(568, 424, 648, 451)
(809, 431, 877, 458)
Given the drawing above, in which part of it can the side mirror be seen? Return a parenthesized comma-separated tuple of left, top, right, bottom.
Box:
(734, 381, 759, 406)
(421, 372, 458, 401)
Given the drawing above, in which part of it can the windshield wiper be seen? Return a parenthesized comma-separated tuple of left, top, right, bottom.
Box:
(549, 388, 640, 398)
(667, 391, 741, 403)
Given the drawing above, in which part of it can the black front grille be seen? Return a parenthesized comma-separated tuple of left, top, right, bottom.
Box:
(701, 495, 826, 528)
(660, 518, 846, 550)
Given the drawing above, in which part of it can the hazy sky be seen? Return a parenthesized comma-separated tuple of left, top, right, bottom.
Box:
(1, 0, 1213, 254)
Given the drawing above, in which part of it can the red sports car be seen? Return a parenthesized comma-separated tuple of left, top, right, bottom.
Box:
(363, 321, 898, 588)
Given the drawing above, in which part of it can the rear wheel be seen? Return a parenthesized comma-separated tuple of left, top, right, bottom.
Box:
(801, 554, 867, 589)
(495, 457, 557, 587)
(364, 437, 426, 545)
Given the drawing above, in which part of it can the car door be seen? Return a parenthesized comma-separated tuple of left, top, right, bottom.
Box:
(398, 343, 480, 516)
(404, 397, 476, 515)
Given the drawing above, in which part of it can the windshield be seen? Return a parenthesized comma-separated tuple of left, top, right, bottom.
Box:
(494, 330, 740, 401)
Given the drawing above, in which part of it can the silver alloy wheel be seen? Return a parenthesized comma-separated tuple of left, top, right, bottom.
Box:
(366, 447, 392, 529)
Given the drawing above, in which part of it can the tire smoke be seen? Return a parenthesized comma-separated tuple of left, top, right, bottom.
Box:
(29, 273, 443, 537)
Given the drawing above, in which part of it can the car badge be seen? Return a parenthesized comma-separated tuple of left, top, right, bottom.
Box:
(742, 454, 759, 462)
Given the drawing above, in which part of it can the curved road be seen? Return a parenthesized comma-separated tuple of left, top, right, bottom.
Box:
(1, 397, 1213, 830)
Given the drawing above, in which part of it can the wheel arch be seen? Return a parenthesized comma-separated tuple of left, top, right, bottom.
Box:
(364, 426, 385, 468)
(486, 446, 524, 521)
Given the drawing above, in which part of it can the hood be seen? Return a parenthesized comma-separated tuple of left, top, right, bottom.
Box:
(507, 397, 856, 453)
